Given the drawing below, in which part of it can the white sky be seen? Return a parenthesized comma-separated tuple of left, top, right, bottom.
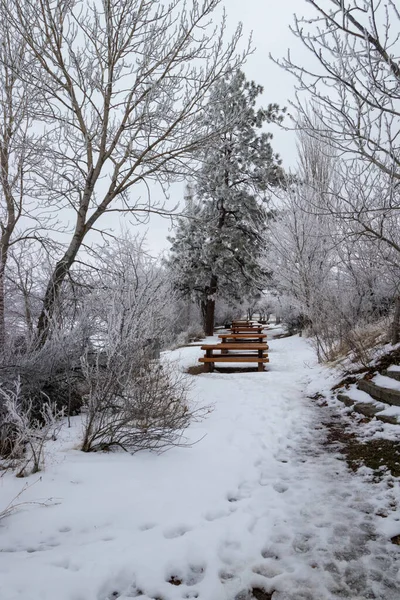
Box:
(127, 0, 316, 256)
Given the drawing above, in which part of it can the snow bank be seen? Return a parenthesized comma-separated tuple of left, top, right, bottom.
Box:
(1, 334, 399, 600)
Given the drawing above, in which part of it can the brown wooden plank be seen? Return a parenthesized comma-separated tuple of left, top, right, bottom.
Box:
(201, 343, 268, 350)
(219, 334, 267, 339)
(199, 357, 269, 363)
(231, 328, 264, 333)
(202, 351, 269, 355)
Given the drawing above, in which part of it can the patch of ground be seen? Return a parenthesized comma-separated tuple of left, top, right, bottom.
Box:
(333, 345, 400, 391)
(252, 588, 274, 600)
(321, 411, 400, 478)
(271, 332, 293, 339)
(187, 365, 206, 375)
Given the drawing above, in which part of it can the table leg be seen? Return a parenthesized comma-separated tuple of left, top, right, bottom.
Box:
(258, 348, 264, 372)
(205, 349, 214, 373)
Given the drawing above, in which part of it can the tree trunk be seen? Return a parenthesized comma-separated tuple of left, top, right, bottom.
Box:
(202, 274, 218, 336)
(204, 297, 216, 336)
(0, 263, 5, 351)
(391, 295, 400, 345)
(36, 228, 85, 346)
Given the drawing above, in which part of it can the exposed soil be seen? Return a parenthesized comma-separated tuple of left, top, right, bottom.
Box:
(333, 345, 400, 391)
(186, 365, 207, 375)
(320, 410, 400, 479)
(252, 588, 274, 600)
(271, 332, 293, 339)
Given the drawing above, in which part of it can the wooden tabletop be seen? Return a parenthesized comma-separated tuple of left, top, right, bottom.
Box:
(201, 343, 268, 350)
(219, 333, 267, 338)
(231, 328, 264, 333)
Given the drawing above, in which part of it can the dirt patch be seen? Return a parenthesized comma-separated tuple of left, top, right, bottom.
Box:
(271, 332, 292, 339)
(333, 346, 400, 391)
(168, 576, 182, 586)
(374, 346, 400, 372)
(252, 588, 274, 600)
(187, 365, 205, 375)
(332, 375, 360, 391)
(322, 413, 400, 478)
(391, 534, 400, 545)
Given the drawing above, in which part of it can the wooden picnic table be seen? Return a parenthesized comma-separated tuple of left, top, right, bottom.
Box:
(219, 333, 267, 343)
(231, 325, 264, 334)
(199, 343, 269, 372)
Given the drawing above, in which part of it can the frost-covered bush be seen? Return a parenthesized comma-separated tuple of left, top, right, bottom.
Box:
(174, 324, 205, 347)
(0, 380, 63, 475)
(81, 359, 196, 453)
(0, 234, 201, 464)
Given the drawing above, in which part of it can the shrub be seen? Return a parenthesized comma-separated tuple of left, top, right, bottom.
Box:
(80, 358, 199, 453)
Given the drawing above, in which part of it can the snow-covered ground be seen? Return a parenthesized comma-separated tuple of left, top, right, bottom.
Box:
(1, 330, 400, 600)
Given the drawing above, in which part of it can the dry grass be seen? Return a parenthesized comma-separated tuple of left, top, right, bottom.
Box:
(326, 318, 391, 367)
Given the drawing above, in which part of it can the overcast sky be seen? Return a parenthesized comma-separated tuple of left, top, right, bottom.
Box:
(129, 0, 315, 256)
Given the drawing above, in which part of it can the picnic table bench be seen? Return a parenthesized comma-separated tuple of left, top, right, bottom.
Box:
(219, 333, 268, 343)
(231, 325, 264, 334)
(199, 343, 269, 372)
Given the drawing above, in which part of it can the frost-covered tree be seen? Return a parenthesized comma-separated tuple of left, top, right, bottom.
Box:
(278, 1, 400, 344)
(1, 0, 248, 345)
(281, 0, 400, 180)
(270, 125, 397, 360)
(168, 70, 285, 335)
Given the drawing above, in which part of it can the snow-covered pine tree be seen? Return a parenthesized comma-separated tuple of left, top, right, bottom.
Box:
(168, 70, 285, 335)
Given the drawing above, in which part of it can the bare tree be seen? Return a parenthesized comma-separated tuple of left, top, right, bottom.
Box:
(277, 1, 400, 343)
(2, 0, 248, 344)
(269, 129, 397, 359)
(0, 5, 48, 351)
(279, 0, 400, 180)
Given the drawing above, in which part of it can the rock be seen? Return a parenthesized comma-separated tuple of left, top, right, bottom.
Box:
(376, 414, 399, 425)
(353, 402, 382, 418)
(337, 393, 355, 407)
(336, 395, 398, 424)
(390, 534, 400, 545)
(383, 369, 400, 382)
(358, 379, 400, 407)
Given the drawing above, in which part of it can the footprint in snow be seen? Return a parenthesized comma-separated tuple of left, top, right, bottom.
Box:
(261, 546, 280, 560)
(52, 557, 80, 571)
(253, 562, 283, 579)
(167, 564, 206, 587)
(218, 539, 243, 565)
(292, 533, 313, 554)
(227, 494, 240, 503)
(272, 482, 288, 494)
(98, 580, 143, 600)
(163, 524, 192, 539)
(227, 482, 253, 503)
(204, 508, 230, 521)
(219, 568, 241, 584)
(58, 526, 72, 533)
(139, 522, 157, 531)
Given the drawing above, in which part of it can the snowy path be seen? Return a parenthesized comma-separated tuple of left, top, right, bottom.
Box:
(1, 332, 400, 600)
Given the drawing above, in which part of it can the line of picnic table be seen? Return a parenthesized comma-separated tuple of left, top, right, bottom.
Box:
(199, 320, 269, 372)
